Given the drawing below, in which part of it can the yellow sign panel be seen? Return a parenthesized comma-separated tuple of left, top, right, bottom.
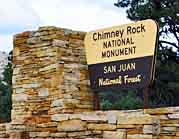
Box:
(85, 19, 158, 65)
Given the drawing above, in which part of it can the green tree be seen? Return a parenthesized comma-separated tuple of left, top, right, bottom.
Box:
(0, 51, 13, 122)
(114, 0, 179, 57)
(100, 90, 143, 110)
(113, 0, 179, 106)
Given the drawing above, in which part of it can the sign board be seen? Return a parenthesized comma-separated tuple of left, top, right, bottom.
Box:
(85, 19, 158, 91)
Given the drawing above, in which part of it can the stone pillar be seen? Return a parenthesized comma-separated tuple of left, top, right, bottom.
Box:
(12, 26, 94, 138)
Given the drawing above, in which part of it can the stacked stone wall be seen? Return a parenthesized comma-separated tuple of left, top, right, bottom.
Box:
(0, 26, 179, 139)
(1, 107, 179, 139)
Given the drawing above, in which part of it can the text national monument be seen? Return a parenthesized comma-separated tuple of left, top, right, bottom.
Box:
(85, 19, 159, 91)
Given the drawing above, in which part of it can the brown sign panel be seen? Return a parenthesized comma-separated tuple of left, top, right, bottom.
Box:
(85, 19, 158, 91)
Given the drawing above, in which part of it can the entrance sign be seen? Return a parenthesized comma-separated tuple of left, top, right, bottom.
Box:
(85, 19, 158, 91)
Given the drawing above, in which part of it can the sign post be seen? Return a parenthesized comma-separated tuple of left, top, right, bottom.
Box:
(93, 91, 100, 110)
(143, 87, 149, 109)
(85, 19, 158, 108)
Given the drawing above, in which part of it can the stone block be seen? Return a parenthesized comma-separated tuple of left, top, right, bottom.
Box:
(51, 99, 64, 107)
(51, 114, 69, 122)
(168, 114, 179, 119)
(118, 115, 154, 125)
(143, 125, 153, 134)
(127, 134, 153, 139)
(53, 39, 69, 47)
(103, 130, 126, 139)
(107, 112, 117, 124)
(87, 124, 116, 131)
(38, 88, 49, 97)
(144, 108, 174, 115)
(50, 132, 67, 138)
(15, 88, 25, 94)
(13, 94, 28, 102)
(57, 120, 86, 131)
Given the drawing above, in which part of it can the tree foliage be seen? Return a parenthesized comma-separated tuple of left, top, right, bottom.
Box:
(0, 51, 12, 122)
(101, 90, 143, 110)
(114, 0, 179, 53)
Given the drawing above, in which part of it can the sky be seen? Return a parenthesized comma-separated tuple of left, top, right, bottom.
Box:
(0, 0, 130, 53)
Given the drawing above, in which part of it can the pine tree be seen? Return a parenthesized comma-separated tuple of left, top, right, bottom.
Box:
(114, 0, 179, 106)
(0, 51, 12, 122)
